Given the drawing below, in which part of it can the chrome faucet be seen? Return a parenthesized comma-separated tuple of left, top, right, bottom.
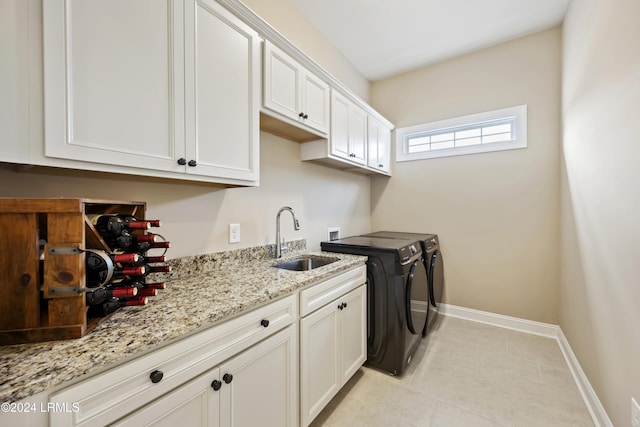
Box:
(275, 206, 300, 258)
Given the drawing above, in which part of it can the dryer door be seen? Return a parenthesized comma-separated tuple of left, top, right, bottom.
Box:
(429, 250, 444, 307)
(365, 256, 388, 363)
(405, 259, 429, 335)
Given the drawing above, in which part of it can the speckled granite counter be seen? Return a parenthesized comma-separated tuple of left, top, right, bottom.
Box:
(0, 240, 366, 403)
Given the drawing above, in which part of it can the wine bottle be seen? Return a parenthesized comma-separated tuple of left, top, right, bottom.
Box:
(143, 282, 166, 290)
(114, 265, 146, 277)
(135, 240, 171, 254)
(110, 252, 141, 265)
(108, 279, 146, 290)
(85, 249, 140, 268)
(145, 264, 172, 274)
(87, 265, 147, 287)
(118, 215, 162, 228)
(85, 249, 148, 287)
(90, 296, 148, 316)
(126, 254, 165, 265)
(137, 288, 157, 297)
(112, 280, 166, 290)
(86, 287, 138, 305)
(141, 255, 166, 264)
(103, 231, 158, 252)
(89, 214, 150, 236)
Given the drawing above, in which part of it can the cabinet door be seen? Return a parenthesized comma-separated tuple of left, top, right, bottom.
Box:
(43, 0, 186, 172)
(300, 71, 330, 134)
(329, 90, 351, 161)
(185, 0, 260, 182)
(349, 104, 368, 165)
(330, 90, 367, 165)
(339, 285, 367, 383)
(300, 299, 341, 426)
(367, 116, 391, 174)
(263, 41, 301, 122)
(1, 0, 31, 164)
(220, 326, 297, 427)
(113, 367, 221, 427)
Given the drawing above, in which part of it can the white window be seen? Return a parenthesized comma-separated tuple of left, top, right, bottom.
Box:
(395, 105, 527, 162)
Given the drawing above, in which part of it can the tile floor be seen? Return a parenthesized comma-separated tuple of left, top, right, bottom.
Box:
(311, 315, 594, 427)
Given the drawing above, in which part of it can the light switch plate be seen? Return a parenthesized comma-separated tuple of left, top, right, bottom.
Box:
(229, 223, 240, 243)
(632, 397, 639, 427)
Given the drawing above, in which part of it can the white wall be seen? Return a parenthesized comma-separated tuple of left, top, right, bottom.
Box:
(561, 0, 640, 425)
(370, 28, 562, 324)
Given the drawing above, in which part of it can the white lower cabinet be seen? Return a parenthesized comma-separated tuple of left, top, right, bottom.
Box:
(219, 326, 297, 426)
(27, 265, 368, 427)
(114, 325, 297, 427)
(49, 295, 297, 427)
(299, 266, 367, 426)
(113, 366, 222, 427)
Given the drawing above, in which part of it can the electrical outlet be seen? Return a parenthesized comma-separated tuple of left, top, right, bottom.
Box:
(229, 223, 240, 244)
(632, 397, 639, 427)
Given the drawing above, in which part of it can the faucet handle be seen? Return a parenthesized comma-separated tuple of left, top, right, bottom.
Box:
(280, 237, 288, 255)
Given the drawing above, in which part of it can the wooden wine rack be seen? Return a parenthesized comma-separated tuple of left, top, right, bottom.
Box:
(0, 198, 146, 345)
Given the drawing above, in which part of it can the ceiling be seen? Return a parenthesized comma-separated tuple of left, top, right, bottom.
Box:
(288, 0, 571, 81)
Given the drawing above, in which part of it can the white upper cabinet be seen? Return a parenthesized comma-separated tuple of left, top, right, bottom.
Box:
(0, 1, 32, 164)
(43, 0, 184, 172)
(367, 115, 391, 175)
(42, 0, 259, 185)
(301, 88, 393, 175)
(263, 41, 330, 135)
(185, 0, 260, 182)
(329, 90, 367, 166)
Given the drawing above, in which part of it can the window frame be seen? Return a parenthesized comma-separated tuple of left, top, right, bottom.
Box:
(395, 104, 527, 162)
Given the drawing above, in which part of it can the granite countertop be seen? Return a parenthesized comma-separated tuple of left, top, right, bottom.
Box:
(0, 241, 366, 403)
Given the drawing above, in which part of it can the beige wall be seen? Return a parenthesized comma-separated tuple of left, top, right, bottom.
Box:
(370, 28, 562, 324)
(239, 0, 370, 101)
(0, 133, 371, 259)
(561, 0, 640, 424)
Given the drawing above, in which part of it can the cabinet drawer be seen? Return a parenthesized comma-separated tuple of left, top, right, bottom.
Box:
(299, 265, 366, 317)
(50, 294, 297, 427)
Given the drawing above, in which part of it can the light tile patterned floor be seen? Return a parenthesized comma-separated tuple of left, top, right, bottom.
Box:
(311, 315, 594, 427)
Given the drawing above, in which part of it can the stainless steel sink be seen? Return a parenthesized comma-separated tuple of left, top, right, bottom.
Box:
(273, 255, 339, 271)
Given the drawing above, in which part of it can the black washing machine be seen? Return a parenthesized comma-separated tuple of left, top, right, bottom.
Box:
(362, 232, 444, 334)
(321, 236, 429, 376)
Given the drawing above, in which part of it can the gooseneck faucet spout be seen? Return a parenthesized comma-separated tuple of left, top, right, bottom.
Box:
(275, 206, 300, 258)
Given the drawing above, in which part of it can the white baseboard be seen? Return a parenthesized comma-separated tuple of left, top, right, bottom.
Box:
(557, 329, 614, 427)
(438, 303, 613, 427)
(438, 303, 558, 338)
